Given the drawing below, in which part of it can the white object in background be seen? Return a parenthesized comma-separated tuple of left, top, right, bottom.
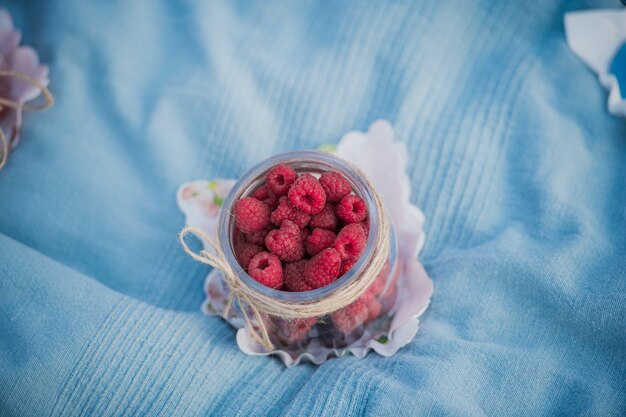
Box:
(565, 10, 626, 118)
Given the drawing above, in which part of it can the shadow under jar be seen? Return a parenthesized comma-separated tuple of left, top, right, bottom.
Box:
(218, 151, 399, 356)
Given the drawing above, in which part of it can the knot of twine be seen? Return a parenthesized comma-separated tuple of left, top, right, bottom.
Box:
(179, 163, 390, 351)
(0, 70, 55, 171)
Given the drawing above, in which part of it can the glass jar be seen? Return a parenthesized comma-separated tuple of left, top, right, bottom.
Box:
(218, 151, 399, 356)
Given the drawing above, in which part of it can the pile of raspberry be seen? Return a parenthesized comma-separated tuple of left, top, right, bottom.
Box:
(232, 163, 369, 293)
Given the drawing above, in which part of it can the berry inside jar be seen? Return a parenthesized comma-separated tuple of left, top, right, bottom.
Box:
(227, 157, 399, 351)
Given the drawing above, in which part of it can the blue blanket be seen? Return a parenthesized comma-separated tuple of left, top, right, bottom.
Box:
(1, 1, 625, 415)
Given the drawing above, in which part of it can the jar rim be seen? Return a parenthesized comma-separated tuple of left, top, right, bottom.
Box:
(218, 150, 381, 303)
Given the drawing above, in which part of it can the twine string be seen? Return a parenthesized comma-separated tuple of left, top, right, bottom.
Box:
(0, 70, 54, 171)
(179, 160, 390, 351)
(0, 70, 55, 111)
(179, 227, 275, 350)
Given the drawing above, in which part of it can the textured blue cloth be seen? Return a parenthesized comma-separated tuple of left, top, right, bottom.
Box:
(1, 1, 626, 416)
(612, 42, 626, 97)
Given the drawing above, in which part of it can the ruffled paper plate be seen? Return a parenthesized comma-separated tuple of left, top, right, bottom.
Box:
(177, 120, 434, 366)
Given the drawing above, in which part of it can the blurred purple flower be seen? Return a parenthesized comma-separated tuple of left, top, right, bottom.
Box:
(0, 8, 50, 147)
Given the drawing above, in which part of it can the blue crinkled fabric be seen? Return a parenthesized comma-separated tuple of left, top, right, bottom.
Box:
(1, 1, 625, 416)
(611, 42, 626, 97)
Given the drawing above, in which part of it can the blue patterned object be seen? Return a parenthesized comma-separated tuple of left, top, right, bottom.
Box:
(1, 0, 625, 416)
(611, 42, 626, 97)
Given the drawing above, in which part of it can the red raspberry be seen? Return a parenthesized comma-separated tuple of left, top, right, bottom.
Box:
(300, 227, 311, 243)
(336, 194, 368, 224)
(365, 260, 389, 297)
(339, 258, 357, 276)
(265, 220, 304, 262)
(244, 226, 272, 246)
(356, 220, 369, 238)
(248, 252, 283, 288)
(277, 317, 317, 341)
(319, 171, 351, 203)
(288, 173, 326, 215)
(331, 297, 369, 334)
(284, 260, 312, 292)
(305, 228, 336, 256)
(234, 197, 271, 233)
(309, 203, 338, 231)
(250, 185, 278, 209)
(234, 241, 264, 269)
(334, 223, 367, 261)
(380, 280, 398, 313)
(365, 294, 382, 322)
(233, 229, 247, 247)
(280, 219, 301, 235)
(266, 164, 298, 196)
(270, 196, 311, 229)
(304, 248, 341, 289)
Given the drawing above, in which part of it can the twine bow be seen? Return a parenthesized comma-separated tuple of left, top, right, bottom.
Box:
(179, 161, 391, 351)
(179, 227, 276, 350)
(0, 70, 55, 171)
